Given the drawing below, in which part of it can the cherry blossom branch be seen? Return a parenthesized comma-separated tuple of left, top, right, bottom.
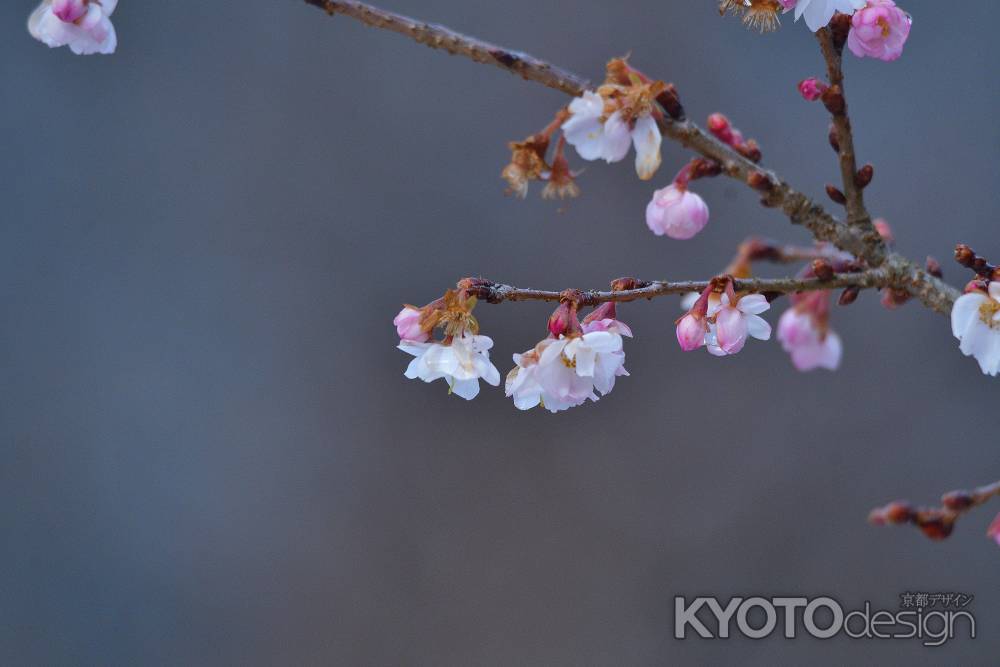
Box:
(816, 23, 881, 248)
(302, 1, 874, 258)
(869, 480, 1000, 541)
(462, 270, 891, 307)
(301, 1, 959, 314)
(300, 0, 590, 95)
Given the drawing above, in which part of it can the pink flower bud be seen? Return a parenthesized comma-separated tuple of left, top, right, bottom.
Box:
(676, 313, 707, 351)
(52, 0, 87, 23)
(707, 113, 734, 145)
(797, 77, 827, 102)
(873, 218, 892, 242)
(847, 1, 912, 62)
(645, 184, 709, 240)
(547, 300, 582, 338)
(989, 512, 1000, 548)
(394, 306, 429, 342)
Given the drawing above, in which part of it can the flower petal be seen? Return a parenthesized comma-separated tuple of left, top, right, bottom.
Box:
(631, 115, 662, 180)
(737, 294, 771, 315)
(746, 314, 772, 341)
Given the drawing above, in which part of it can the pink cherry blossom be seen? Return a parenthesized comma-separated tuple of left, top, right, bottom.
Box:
(645, 184, 709, 240)
(394, 305, 429, 343)
(708, 293, 772, 356)
(28, 0, 117, 55)
(777, 307, 843, 371)
(847, 0, 912, 62)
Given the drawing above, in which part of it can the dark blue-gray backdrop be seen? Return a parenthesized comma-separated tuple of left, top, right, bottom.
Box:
(1, 1, 997, 665)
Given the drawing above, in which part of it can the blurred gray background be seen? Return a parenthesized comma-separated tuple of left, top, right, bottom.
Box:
(1, 1, 997, 664)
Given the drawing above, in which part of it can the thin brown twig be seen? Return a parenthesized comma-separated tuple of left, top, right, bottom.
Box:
(301, 0, 960, 315)
(462, 270, 892, 307)
(815, 26, 882, 250)
(870, 480, 1000, 541)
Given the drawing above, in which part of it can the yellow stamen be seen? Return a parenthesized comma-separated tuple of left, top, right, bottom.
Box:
(979, 299, 1000, 329)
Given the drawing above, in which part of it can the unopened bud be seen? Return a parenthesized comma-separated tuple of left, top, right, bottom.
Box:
(825, 184, 847, 205)
(874, 219, 894, 244)
(747, 171, 773, 192)
(811, 259, 835, 281)
(656, 83, 685, 121)
(954, 244, 976, 268)
(941, 491, 974, 511)
(854, 164, 874, 189)
(548, 297, 582, 338)
(707, 113, 732, 144)
(917, 516, 954, 541)
(456, 277, 494, 301)
(838, 285, 860, 306)
(881, 288, 911, 310)
(925, 256, 943, 279)
(828, 124, 840, 153)
(797, 77, 827, 102)
(884, 501, 914, 524)
(689, 158, 722, 180)
(610, 277, 644, 292)
(821, 85, 846, 115)
(736, 139, 762, 163)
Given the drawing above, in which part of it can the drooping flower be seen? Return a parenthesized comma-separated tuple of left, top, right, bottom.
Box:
(501, 134, 550, 199)
(394, 306, 429, 343)
(708, 291, 772, 356)
(506, 301, 631, 412)
(776, 291, 843, 371)
(847, 0, 912, 62)
(400, 333, 501, 400)
(561, 81, 664, 181)
(645, 183, 709, 240)
(28, 0, 117, 55)
(951, 281, 1000, 377)
(541, 137, 581, 200)
(780, 0, 866, 32)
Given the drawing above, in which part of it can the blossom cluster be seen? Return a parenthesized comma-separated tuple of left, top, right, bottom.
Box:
(395, 291, 633, 412)
(395, 260, 876, 411)
(722, 1, 912, 62)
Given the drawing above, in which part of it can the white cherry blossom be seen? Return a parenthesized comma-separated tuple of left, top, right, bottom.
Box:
(400, 333, 501, 400)
(783, 0, 866, 32)
(506, 324, 630, 413)
(562, 91, 662, 180)
(951, 282, 1000, 377)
